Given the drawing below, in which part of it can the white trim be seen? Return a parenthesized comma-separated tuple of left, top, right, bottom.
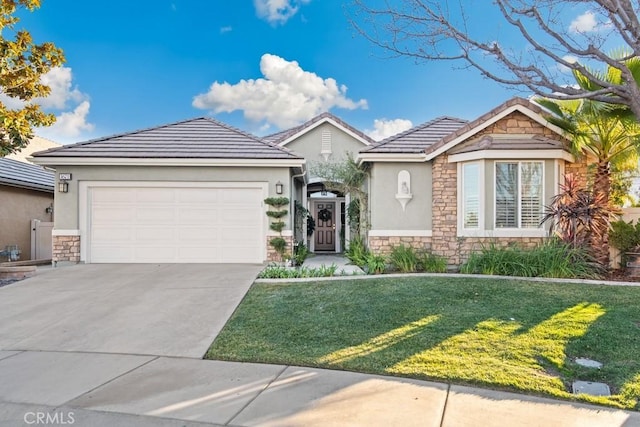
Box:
(457, 229, 549, 238)
(425, 104, 567, 161)
(368, 230, 433, 237)
(52, 229, 80, 236)
(79, 180, 269, 263)
(31, 157, 305, 168)
(448, 149, 574, 163)
(358, 153, 426, 163)
(278, 117, 371, 147)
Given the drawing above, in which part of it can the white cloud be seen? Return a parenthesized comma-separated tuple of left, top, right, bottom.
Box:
(366, 118, 413, 141)
(254, 0, 310, 25)
(220, 26, 233, 34)
(38, 100, 94, 141)
(558, 55, 578, 73)
(193, 53, 368, 129)
(37, 67, 86, 109)
(569, 11, 598, 33)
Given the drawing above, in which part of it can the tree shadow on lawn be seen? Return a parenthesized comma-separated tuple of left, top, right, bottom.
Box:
(208, 277, 640, 409)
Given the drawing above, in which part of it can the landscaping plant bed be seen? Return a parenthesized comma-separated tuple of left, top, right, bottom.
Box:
(206, 276, 640, 410)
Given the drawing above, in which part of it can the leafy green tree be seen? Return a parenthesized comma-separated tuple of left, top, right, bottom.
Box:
(0, 0, 64, 156)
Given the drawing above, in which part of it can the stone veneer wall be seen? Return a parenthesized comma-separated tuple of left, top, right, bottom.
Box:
(266, 234, 294, 262)
(53, 235, 80, 263)
(368, 236, 432, 255)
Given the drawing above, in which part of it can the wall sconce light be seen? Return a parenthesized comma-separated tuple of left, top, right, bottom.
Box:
(58, 173, 71, 194)
(45, 204, 53, 214)
(275, 181, 283, 195)
(321, 187, 327, 196)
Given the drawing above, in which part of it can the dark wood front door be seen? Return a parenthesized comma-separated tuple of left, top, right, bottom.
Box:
(315, 202, 335, 251)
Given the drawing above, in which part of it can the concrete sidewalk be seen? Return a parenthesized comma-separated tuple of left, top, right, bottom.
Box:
(1, 350, 638, 427)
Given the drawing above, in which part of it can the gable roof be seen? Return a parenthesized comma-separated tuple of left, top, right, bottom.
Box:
(32, 117, 302, 163)
(424, 97, 567, 160)
(0, 157, 54, 193)
(449, 134, 565, 155)
(360, 117, 468, 154)
(264, 112, 376, 146)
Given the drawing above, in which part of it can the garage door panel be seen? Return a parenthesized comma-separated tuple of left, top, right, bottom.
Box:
(178, 227, 220, 241)
(135, 208, 177, 222)
(135, 227, 176, 243)
(178, 189, 220, 203)
(136, 188, 176, 203)
(178, 208, 219, 222)
(93, 207, 135, 223)
(89, 185, 264, 263)
(220, 209, 260, 222)
(221, 190, 260, 203)
(92, 188, 136, 203)
(93, 226, 134, 242)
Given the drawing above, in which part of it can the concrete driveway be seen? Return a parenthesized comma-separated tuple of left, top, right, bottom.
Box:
(0, 264, 263, 358)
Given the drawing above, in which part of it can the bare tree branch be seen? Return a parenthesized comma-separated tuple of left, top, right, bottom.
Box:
(350, 0, 640, 120)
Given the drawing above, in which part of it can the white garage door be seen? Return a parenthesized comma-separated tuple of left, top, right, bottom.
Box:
(89, 185, 264, 263)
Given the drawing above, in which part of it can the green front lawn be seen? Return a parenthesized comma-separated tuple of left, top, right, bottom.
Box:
(206, 277, 640, 410)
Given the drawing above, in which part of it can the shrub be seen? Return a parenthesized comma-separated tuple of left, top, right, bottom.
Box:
(264, 197, 289, 208)
(419, 252, 448, 273)
(460, 239, 602, 279)
(389, 244, 419, 273)
(609, 219, 640, 254)
(258, 263, 338, 279)
(266, 210, 288, 218)
(365, 253, 386, 274)
(293, 242, 309, 266)
(346, 235, 369, 267)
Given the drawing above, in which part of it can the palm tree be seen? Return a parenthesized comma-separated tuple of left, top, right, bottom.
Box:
(535, 59, 640, 266)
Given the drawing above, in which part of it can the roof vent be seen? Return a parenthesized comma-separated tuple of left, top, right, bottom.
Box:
(321, 130, 332, 160)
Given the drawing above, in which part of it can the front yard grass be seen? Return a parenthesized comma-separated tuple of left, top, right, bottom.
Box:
(205, 276, 640, 410)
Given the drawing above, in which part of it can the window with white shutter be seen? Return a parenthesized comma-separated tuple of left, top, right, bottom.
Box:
(495, 161, 543, 229)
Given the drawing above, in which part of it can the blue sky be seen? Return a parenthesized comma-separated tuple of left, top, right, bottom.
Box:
(16, 0, 602, 143)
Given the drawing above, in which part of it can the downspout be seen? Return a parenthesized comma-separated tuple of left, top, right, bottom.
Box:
(291, 166, 307, 249)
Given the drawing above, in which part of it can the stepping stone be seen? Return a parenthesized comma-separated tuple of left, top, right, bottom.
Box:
(575, 358, 603, 369)
(572, 381, 611, 396)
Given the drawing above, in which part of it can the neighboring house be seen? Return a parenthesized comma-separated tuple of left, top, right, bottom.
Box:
(32, 97, 588, 266)
(6, 135, 60, 164)
(0, 157, 55, 261)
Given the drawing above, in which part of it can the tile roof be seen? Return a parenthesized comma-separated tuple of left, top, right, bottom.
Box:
(0, 157, 54, 192)
(449, 134, 566, 155)
(360, 117, 468, 154)
(425, 97, 553, 156)
(263, 112, 377, 145)
(33, 117, 302, 160)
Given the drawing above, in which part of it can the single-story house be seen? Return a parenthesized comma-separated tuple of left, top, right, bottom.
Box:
(0, 157, 55, 261)
(31, 97, 587, 266)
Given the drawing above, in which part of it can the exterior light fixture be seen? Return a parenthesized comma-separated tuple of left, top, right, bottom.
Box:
(321, 187, 327, 196)
(58, 173, 72, 193)
(276, 181, 283, 194)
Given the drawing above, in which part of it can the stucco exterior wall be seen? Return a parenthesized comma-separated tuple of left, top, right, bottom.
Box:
(50, 165, 292, 230)
(284, 122, 368, 179)
(0, 186, 53, 261)
(369, 162, 432, 230)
